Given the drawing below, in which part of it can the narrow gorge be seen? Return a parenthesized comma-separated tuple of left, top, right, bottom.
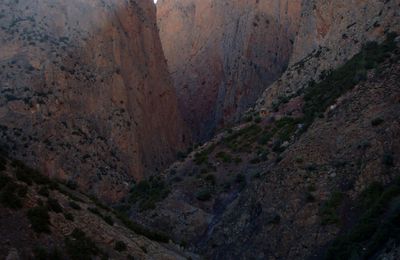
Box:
(0, 0, 399, 259)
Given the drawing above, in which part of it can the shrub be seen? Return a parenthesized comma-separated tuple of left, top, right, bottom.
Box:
(0, 174, 11, 190)
(27, 206, 51, 233)
(0, 182, 23, 209)
(33, 246, 62, 260)
(371, 117, 384, 126)
(129, 176, 170, 212)
(69, 201, 81, 210)
(102, 215, 114, 226)
(47, 198, 62, 213)
(65, 228, 99, 259)
(114, 241, 127, 252)
(320, 191, 344, 225)
(13, 162, 51, 185)
(326, 180, 400, 259)
(38, 186, 50, 197)
(302, 34, 397, 129)
(205, 174, 216, 185)
(216, 151, 232, 163)
(196, 188, 212, 201)
(63, 212, 74, 221)
(382, 153, 394, 167)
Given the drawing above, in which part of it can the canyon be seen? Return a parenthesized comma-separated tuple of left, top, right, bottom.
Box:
(0, 0, 399, 259)
(157, 0, 302, 140)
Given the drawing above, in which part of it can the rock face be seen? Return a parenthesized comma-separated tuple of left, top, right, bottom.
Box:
(157, 0, 302, 140)
(257, 0, 400, 111)
(0, 0, 187, 200)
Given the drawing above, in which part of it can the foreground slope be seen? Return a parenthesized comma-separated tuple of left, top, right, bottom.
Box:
(0, 0, 187, 201)
(0, 152, 197, 259)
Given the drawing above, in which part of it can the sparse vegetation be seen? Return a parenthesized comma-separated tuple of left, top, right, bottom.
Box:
(129, 176, 170, 211)
(371, 117, 384, 126)
(115, 212, 170, 243)
(114, 241, 127, 252)
(320, 191, 345, 225)
(69, 201, 81, 210)
(27, 206, 51, 233)
(302, 33, 397, 129)
(196, 188, 212, 201)
(65, 228, 99, 259)
(0, 182, 24, 209)
(326, 181, 400, 259)
(47, 198, 62, 213)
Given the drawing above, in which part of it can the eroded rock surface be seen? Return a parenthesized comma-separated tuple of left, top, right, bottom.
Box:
(157, 0, 302, 140)
(0, 0, 188, 201)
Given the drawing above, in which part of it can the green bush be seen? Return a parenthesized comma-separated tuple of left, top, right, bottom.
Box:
(382, 153, 394, 167)
(33, 246, 62, 260)
(129, 176, 170, 212)
(320, 191, 344, 225)
(196, 188, 212, 201)
(371, 117, 384, 126)
(27, 206, 51, 233)
(65, 228, 99, 259)
(63, 212, 74, 221)
(0, 174, 11, 190)
(47, 198, 62, 213)
(13, 161, 51, 186)
(216, 151, 232, 163)
(326, 181, 400, 259)
(38, 186, 50, 197)
(114, 241, 127, 252)
(69, 201, 81, 210)
(302, 33, 397, 129)
(0, 182, 23, 209)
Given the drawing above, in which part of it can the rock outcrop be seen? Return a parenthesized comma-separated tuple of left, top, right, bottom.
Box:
(0, 0, 188, 201)
(256, 0, 400, 111)
(157, 0, 302, 140)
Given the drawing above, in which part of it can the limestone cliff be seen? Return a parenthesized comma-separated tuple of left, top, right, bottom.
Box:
(0, 0, 187, 201)
(157, 0, 302, 140)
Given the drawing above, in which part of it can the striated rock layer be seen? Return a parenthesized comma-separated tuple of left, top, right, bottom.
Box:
(0, 0, 188, 201)
(157, 0, 302, 140)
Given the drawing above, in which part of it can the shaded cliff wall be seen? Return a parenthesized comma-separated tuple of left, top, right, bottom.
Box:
(0, 0, 188, 201)
(157, 0, 302, 140)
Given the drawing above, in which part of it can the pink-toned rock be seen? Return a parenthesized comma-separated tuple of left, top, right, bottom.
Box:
(157, 0, 302, 140)
(0, 0, 188, 201)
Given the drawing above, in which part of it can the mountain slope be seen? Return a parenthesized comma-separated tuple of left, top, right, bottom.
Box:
(0, 152, 197, 259)
(0, 0, 188, 201)
(125, 34, 400, 259)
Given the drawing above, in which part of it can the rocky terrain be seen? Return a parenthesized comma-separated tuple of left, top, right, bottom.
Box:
(0, 0, 188, 202)
(0, 0, 399, 259)
(124, 31, 400, 259)
(0, 151, 197, 259)
(157, 0, 302, 140)
(257, 0, 400, 112)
